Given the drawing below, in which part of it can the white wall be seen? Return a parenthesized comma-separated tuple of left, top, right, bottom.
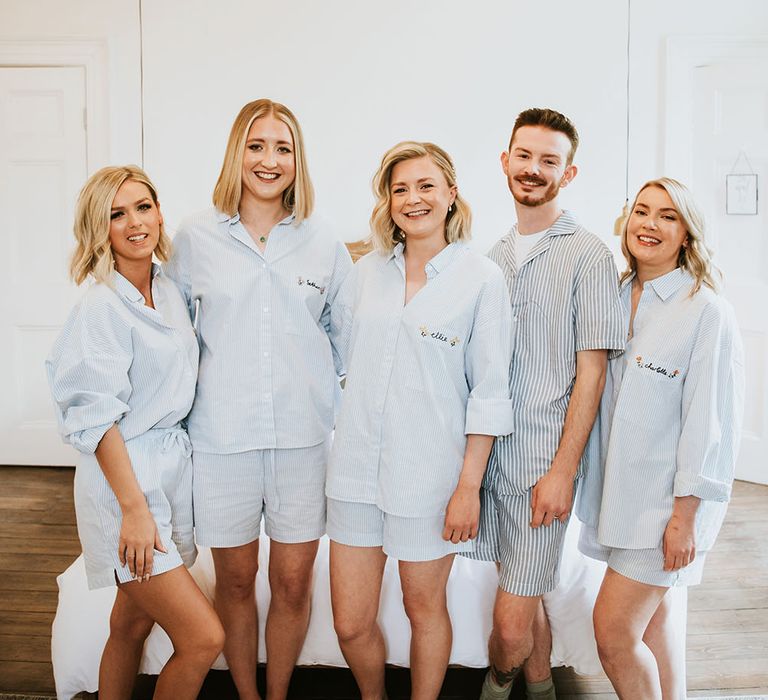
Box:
(2, 0, 767, 255)
(628, 0, 768, 195)
(1, 0, 142, 167)
(140, 0, 626, 254)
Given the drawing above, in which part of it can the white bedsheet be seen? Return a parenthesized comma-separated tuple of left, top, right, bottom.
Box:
(51, 519, 686, 699)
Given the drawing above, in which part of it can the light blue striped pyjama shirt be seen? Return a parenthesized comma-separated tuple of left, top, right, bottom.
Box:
(483, 210, 626, 496)
(468, 211, 625, 595)
(164, 208, 353, 453)
(577, 268, 745, 561)
(326, 242, 515, 521)
(46, 266, 199, 588)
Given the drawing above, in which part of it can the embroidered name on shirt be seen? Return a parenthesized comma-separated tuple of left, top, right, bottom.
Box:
(635, 356, 680, 379)
(419, 325, 461, 347)
(297, 277, 326, 294)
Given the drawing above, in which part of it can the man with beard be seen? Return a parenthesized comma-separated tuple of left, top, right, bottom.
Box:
(472, 108, 625, 700)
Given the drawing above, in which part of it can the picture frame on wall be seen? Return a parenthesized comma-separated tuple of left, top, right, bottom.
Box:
(726, 173, 758, 215)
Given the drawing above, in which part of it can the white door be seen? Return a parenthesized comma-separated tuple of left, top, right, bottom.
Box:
(0, 66, 88, 466)
(691, 60, 768, 485)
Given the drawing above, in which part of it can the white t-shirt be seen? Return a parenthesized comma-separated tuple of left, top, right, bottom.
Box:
(515, 227, 549, 265)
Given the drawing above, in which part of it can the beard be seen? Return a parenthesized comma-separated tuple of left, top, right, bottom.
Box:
(510, 173, 561, 207)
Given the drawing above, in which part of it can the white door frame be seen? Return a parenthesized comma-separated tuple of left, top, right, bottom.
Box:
(0, 40, 109, 466)
(664, 35, 768, 182)
(0, 39, 109, 171)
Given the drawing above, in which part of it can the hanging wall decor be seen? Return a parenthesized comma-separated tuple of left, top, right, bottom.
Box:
(726, 152, 758, 215)
(726, 174, 758, 215)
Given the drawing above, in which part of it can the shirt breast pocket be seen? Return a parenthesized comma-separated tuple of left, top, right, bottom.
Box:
(511, 300, 548, 357)
(284, 273, 330, 335)
(616, 357, 686, 438)
(403, 323, 466, 399)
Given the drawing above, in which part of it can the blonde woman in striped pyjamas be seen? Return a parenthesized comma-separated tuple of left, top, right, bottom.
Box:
(47, 166, 224, 698)
(165, 99, 352, 700)
(326, 142, 514, 700)
(577, 178, 745, 699)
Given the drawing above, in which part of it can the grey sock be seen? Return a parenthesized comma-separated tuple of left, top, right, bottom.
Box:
(526, 675, 556, 700)
(479, 669, 515, 700)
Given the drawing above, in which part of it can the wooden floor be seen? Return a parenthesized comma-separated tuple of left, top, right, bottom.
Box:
(0, 467, 766, 698)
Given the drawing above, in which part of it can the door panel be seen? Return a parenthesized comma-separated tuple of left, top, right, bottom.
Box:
(0, 66, 87, 465)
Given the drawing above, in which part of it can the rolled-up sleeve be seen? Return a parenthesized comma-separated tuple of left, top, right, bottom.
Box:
(464, 269, 514, 436)
(574, 254, 625, 358)
(46, 297, 133, 454)
(674, 301, 745, 502)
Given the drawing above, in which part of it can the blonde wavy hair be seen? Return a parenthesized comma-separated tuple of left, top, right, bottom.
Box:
(212, 99, 314, 222)
(620, 177, 719, 294)
(370, 141, 471, 253)
(70, 165, 170, 286)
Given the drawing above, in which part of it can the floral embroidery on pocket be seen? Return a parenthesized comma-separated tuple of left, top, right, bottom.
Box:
(635, 355, 680, 379)
(297, 276, 326, 294)
(419, 325, 461, 347)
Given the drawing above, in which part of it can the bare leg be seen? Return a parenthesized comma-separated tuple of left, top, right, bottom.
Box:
(265, 539, 319, 700)
(330, 541, 387, 700)
(643, 593, 687, 700)
(488, 591, 541, 689)
(399, 555, 455, 700)
(212, 541, 261, 700)
(116, 566, 224, 700)
(98, 587, 155, 699)
(523, 599, 553, 683)
(593, 568, 668, 699)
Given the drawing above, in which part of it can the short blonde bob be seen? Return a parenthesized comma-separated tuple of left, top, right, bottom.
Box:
(70, 165, 170, 286)
(212, 99, 314, 222)
(370, 141, 471, 253)
(620, 177, 719, 294)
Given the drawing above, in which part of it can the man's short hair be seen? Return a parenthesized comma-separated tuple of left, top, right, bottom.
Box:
(509, 108, 579, 165)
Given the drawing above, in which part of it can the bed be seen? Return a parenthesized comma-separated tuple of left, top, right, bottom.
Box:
(50, 519, 686, 699)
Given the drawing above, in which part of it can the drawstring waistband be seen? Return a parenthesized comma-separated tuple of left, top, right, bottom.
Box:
(126, 425, 192, 458)
(160, 427, 192, 458)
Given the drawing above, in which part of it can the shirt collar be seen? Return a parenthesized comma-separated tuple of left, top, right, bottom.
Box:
(620, 267, 693, 301)
(112, 263, 161, 304)
(425, 242, 464, 278)
(543, 209, 580, 237)
(217, 209, 237, 224)
(511, 209, 578, 241)
(387, 241, 465, 279)
(217, 209, 296, 227)
(388, 242, 405, 262)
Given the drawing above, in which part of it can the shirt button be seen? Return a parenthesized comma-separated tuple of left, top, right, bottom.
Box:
(263, 351, 269, 357)
(263, 307, 269, 313)
(262, 263, 267, 269)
